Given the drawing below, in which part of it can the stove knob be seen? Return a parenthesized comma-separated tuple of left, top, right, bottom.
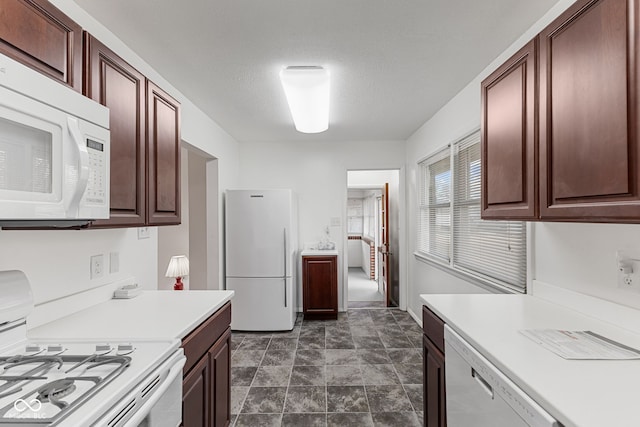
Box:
(25, 344, 42, 354)
(47, 344, 65, 353)
(117, 343, 135, 355)
(96, 344, 112, 353)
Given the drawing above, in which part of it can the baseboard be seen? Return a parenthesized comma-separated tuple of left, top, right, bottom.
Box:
(407, 306, 422, 327)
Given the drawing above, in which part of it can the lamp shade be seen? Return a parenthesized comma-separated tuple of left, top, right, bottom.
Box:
(279, 66, 330, 133)
(165, 255, 189, 278)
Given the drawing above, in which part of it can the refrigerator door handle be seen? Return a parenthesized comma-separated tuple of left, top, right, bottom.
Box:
(283, 227, 287, 307)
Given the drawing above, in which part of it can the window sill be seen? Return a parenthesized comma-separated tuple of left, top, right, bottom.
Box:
(413, 252, 523, 295)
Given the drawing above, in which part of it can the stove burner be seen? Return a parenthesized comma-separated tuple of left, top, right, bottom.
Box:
(36, 379, 76, 409)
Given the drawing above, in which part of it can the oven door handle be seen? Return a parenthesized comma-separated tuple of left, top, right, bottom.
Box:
(123, 354, 186, 427)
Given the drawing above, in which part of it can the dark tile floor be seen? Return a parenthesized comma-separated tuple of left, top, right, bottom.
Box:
(230, 308, 424, 427)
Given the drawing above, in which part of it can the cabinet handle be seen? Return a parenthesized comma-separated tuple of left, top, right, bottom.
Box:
(472, 368, 494, 399)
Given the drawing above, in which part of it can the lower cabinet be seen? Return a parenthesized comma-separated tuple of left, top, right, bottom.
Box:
(423, 306, 446, 427)
(182, 302, 231, 427)
(209, 329, 231, 427)
(182, 356, 210, 427)
(302, 255, 338, 320)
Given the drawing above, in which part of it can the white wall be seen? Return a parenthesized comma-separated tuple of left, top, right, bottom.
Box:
(404, 0, 640, 319)
(348, 240, 362, 267)
(158, 147, 191, 290)
(0, 227, 157, 304)
(0, 1, 240, 314)
(237, 140, 405, 311)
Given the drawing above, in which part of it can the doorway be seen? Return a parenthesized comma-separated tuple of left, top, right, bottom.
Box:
(346, 169, 400, 309)
(158, 143, 219, 290)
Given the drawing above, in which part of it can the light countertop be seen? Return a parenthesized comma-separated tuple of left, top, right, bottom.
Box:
(29, 290, 234, 340)
(301, 249, 338, 256)
(420, 293, 640, 427)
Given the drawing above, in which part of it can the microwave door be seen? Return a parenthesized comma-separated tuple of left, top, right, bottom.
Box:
(0, 85, 68, 219)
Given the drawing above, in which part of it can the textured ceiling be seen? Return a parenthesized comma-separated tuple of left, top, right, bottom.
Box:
(74, 0, 561, 142)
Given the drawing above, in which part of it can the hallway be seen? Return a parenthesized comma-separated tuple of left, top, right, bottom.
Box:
(348, 267, 384, 309)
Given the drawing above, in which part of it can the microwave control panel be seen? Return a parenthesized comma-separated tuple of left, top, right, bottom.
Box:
(85, 138, 106, 205)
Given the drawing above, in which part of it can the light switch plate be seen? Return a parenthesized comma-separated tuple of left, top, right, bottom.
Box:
(110, 252, 119, 274)
(330, 217, 341, 226)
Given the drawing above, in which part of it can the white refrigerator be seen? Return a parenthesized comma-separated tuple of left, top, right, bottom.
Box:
(224, 189, 297, 331)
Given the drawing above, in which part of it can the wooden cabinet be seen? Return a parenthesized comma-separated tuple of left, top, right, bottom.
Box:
(302, 255, 338, 320)
(539, 0, 640, 221)
(84, 34, 181, 227)
(0, 0, 82, 91)
(147, 81, 181, 225)
(481, 39, 537, 220)
(182, 302, 232, 427)
(209, 329, 231, 427)
(423, 306, 446, 427)
(183, 355, 210, 427)
(84, 33, 147, 227)
(482, 0, 640, 223)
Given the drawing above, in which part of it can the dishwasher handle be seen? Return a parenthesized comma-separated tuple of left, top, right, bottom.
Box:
(472, 368, 494, 399)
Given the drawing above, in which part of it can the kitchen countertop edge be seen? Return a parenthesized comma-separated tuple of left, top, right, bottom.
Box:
(420, 293, 640, 427)
(28, 290, 234, 341)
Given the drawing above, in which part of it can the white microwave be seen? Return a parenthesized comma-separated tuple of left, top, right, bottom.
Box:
(0, 53, 110, 227)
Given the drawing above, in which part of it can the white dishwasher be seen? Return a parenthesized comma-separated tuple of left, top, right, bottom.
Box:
(444, 325, 562, 427)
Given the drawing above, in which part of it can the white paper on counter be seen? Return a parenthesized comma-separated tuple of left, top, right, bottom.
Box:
(519, 329, 640, 360)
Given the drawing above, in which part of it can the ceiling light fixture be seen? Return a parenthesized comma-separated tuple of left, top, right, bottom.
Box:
(279, 66, 330, 133)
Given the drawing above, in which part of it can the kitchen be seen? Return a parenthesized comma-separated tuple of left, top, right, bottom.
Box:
(1, 0, 640, 426)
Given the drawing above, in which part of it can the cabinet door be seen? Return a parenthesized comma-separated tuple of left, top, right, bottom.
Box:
(183, 355, 211, 427)
(0, 0, 81, 91)
(481, 39, 537, 220)
(423, 335, 446, 427)
(147, 81, 181, 225)
(209, 328, 231, 427)
(302, 256, 337, 319)
(84, 33, 146, 227)
(539, 0, 640, 221)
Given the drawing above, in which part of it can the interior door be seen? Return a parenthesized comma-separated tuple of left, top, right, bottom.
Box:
(379, 183, 391, 306)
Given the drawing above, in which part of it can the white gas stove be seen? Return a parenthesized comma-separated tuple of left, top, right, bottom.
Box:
(0, 271, 185, 426)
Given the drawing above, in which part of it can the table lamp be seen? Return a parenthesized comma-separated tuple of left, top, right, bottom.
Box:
(165, 255, 189, 290)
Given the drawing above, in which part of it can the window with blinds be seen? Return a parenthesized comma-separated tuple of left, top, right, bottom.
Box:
(417, 148, 451, 262)
(417, 131, 527, 292)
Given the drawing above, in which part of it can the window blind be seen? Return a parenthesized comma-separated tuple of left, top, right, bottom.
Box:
(452, 131, 526, 292)
(417, 148, 451, 262)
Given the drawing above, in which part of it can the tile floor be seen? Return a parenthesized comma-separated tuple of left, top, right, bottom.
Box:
(230, 308, 424, 426)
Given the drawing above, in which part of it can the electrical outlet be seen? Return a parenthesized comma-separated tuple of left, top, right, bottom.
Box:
(90, 254, 104, 279)
(617, 251, 640, 292)
(137, 227, 150, 240)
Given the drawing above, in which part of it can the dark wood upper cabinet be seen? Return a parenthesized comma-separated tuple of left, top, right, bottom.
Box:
(539, 0, 640, 221)
(0, 0, 81, 91)
(481, 39, 537, 220)
(84, 33, 147, 227)
(147, 81, 181, 226)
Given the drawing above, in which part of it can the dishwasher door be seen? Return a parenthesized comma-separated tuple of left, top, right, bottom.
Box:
(444, 325, 561, 427)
